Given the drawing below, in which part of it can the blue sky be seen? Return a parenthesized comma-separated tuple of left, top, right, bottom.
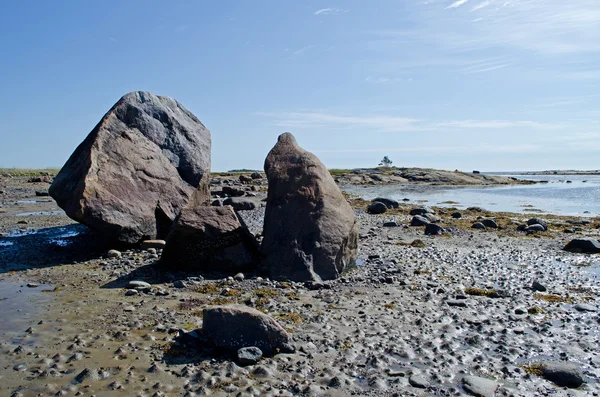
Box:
(0, 0, 598, 172)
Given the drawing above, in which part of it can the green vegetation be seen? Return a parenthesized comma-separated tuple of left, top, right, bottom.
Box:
(0, 167, 60, 177)
(534, 293, 573, 304)
(465, 287, 498, 298)
(379, 156, 393, 168)
(527, 306, 544, 315)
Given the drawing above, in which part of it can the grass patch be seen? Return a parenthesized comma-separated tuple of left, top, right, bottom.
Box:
(465, 287, 498, 298)
(41, 286, 63, 293)
(527, 306, 545, 315)
(221, 288, 243, 298)
(275, 312, 303, 325)
(0, 167, 60, 177)
(254, 287, 279, 298)
(534, 293, 573, 304)
(521, 362, 545, 376)
(195, 284, 219, 294)
(413, 268, 433, 275)
(410, 239, 426, 248)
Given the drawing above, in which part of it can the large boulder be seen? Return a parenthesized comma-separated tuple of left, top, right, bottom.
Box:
(261, 133, 358, 281)
(563, 239, 600, 254)
(160, 205, 259, 274)
(202, 305, 294, 356)
(49, 91, 211, 243)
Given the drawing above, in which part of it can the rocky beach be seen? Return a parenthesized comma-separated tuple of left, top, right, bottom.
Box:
(1, 92, 599, 397)
(1, 171, 599, 397)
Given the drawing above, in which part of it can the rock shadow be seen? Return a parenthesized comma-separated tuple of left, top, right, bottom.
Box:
(0, 224, 115, 273)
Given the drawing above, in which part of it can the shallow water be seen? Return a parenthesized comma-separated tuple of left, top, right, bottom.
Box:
(344, 175, 600, 217)
(0, 280, 52, 340)
(15, 210, 64, 217)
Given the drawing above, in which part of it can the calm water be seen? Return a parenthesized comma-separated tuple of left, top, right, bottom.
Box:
(343, 174, 600, 217)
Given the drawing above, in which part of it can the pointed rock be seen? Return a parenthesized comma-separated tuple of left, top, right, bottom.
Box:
(49, 91, 211, 243)
(261, 133, 358, 281)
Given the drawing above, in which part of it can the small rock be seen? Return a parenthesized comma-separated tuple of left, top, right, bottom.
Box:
(527, 218, 548, 231)
(451, 212, 462, 219)
(383, 221, 397, 227)
(140, 240, 166, 250)
(127, 280, 151, 291)
(107, 250, 122, 259)
(461, 375, 498, 397)
(173, 280, 187, 289)
(539, 361, 584, 388)
(472, 222, 486, 230)
(531, 280, 546, 292)
(409, 374, 429, 388)
(424, 223, 444, 235)
(234, 273, 245, 281)
(525, 224, 545, 233)
(236, 346, 263, 366)
(481, 219, 498, 229)
(411, 215, 429, 227)
(368, 202, 387, 215)
(223, 197, 256, 211)
(125, 289, 139, 296)
(563, 239, 600, 254)
(573, 303, 596, 312)
(26, 283, 39, 288)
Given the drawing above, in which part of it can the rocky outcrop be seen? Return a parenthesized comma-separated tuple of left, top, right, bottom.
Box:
(261, 133, 358, 282)
(563, 239, 600, 253)
(202, 305, 294, 356)
(49, 91, 211, 243)
(160, 205, 259, 274)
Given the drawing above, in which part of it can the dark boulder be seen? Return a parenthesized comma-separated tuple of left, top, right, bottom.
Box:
(222, 186, 246, 197)
(481, 219, 498, 229)
(239, 175, 253, 184)
(368, 201, 388, 214)
(49, 91, 211, 243)
(261, 133, 358, 282)
(563, 239, 600, 254)
(425, 223, 445, 235)
(539, 361, 584, 388)
(411, 215, 430, 227)
(202, 305, 294, 356)
(160, 205, 259, 274)
(410, 207, 433, 216)
(525, 224, 546, 233)
(223, 197, 256, 211)
(372, 197, 399, 209)
(527, 218, 548, 231)
(250, 172, 263, 179)
(451, 212, 462, 219)
(472, 222, 486, 230)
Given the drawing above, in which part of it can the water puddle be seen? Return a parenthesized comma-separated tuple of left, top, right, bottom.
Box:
(17, 200, 38, 204)
(0, 280, 52, 340)
(15, 210, 64, 217)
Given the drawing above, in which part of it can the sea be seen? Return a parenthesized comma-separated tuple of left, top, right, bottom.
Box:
(343, 174, 600, 217)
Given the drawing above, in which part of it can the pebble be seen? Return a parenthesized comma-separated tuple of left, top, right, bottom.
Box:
(107, 250, 122, 259)
(237, 346, 263, 366)
(461, 375, 498, 397)
(573, 303, 596, 312)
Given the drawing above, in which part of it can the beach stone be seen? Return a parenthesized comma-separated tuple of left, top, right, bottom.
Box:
(372, 197, 399, 209)
(451, 212, 462, 219)
(127, 280, 151, 291)
(573, 303, 596, 312)
(462, 375, 498, 397)
(368, 202, 387, 214)
(35, 190, 49, 197)
(261, 133, 358, 281)
(481, 219, 498, 229)
(425, 223, 444, 235)
(527, 218, 548, 231)
(211, 199, 222, 207)
(383, 221, 398, 227)
(409, 374, 429, 388)
(472, 222, 486, 230)
(525, 224, 546, 233)
(140, 240, 166, 250)
(239, 175, 252, 184)
(49, 91, 211, 243)
(223, 197, 256, 211)
(202, 305, 294, 356)
(222, 186, 245, 197)
(161, 205, 259, 274)
(250, 172, 262, 179)
(410, 207, 433, 216)
(539, 361, 584, 388)
(236, 346, 263, 366)
(411, 215, 430, 227)
(563, 239, 600, 254)
(531, 280, 547, 292)
(107, 249, 121, 258)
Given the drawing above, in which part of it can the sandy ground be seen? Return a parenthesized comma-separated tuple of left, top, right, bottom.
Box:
(1, 176, 599, 397)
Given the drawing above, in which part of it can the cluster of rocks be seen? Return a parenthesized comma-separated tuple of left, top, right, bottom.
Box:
(49, 92, 358, 285)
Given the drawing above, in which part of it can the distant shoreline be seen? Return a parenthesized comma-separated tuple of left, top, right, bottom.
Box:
(488, 170, 600, 176)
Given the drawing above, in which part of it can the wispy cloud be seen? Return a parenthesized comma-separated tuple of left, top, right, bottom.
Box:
(446, 0, 469, 9)
(293, 45, 314, 55)
(257, 111, 556, 132)
(314, 8, 348, 15)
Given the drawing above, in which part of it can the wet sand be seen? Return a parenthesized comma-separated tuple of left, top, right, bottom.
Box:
(1, 176, 599, 396)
